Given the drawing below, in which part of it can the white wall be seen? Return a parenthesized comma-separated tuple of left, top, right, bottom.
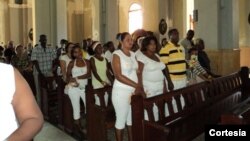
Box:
(105, 0, 119, 43)
(56, 0, 67, 46)
(194, 0, 219, 49)
(32, 0, 56, 47)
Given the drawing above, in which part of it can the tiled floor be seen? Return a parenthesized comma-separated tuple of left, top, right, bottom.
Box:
(34, 122, 76, 141)
(35, 101, 250, 141)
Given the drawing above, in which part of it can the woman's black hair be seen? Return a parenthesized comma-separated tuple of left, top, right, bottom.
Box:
(106, 41, 114, 48)
(71, 44, 81, 59)
(141, 36, 158, 52)
(117, 32, 130, 49)
(89, 41, 101, 54)
(65, 42, 74, 53)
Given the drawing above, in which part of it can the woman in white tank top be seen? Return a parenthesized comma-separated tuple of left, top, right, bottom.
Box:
(0, 63, 43, 141)
(112, 32, 143, 141)
(66, 45, 90, 138)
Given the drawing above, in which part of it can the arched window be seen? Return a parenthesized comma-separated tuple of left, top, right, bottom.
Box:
(129, 3, 143, 33)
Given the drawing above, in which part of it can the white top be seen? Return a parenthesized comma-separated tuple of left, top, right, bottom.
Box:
(59, 54, 72, 72)
(72, 59, 88, 88)
(135, 50, 143, 59)
(137, 53, 166, 97)
(112, 50, 138, 90)
(104, 50, 112, 62)
(0, 63, 18, 141)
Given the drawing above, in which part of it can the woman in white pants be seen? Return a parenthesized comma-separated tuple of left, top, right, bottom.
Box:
(66, 45, 90, 135)
(137, 36, 173, 121)
(112, 32, 143, 141)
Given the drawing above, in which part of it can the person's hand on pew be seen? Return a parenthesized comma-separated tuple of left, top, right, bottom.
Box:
(134, 84, 145, 97)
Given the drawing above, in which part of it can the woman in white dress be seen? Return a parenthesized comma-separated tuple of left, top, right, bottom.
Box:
(0, 63, 43, 141)
(137, 36, 173, 120)
(112, 32, 143, 141)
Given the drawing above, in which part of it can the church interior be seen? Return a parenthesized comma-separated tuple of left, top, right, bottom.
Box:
(0, 0, 250, 141)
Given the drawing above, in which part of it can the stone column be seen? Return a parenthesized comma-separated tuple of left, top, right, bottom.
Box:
(92, 0, 102, 41)
(32, 0, 56, 47)
(194, 0, 240, 75)
(105, 0, 119, 43)
(56, 0, 67, 46)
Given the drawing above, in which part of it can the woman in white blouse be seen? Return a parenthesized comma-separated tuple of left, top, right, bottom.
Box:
(112, 32, 143, 141)
(137, 36, 173, 121)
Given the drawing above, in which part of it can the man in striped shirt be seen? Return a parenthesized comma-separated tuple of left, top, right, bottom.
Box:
(160, 29, 187, 90)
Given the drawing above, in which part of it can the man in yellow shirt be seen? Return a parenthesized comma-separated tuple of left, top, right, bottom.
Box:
(160, 28, 187, 90)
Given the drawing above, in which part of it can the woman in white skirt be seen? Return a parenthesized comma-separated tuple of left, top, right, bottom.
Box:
(66, 45, 90, 134)
(112, 32, 143, 141)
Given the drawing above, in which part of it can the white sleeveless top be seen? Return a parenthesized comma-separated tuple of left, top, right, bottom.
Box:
(112, 50, 138, 90)
(72, 59, 88, 88)
(0, 63, 18, 141)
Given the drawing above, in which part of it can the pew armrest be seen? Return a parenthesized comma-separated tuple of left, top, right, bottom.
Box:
(143, 120, 169, 141)
(220, 114, 244, 125)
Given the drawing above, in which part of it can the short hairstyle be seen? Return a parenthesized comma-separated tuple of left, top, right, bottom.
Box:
(65, 42, 75, 53)
(106, 41, 114, 48)
(71, 44, 81, 59)
(40, 34, 46, 39)
(168, 28, 178, 39)
(15, 45, 23, 51)
(141, 36, 158, 52)
(187, 30, 194, 35)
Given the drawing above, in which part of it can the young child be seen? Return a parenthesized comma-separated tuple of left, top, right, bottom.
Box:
(188, 47, 212, 84)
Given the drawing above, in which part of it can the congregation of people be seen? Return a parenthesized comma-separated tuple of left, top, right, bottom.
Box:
(0, 28, 220, 141)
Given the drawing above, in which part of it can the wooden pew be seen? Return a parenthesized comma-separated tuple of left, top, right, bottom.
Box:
(86, 86, 115, 141)
(131, 70, 247, 141)
(40, 76, 59, 123)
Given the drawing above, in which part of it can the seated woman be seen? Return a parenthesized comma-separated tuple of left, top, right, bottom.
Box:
(137, 36, 173, 121)
(90, 42, 113, 106)
(0, 63, 43, 141)
(59, 42, 74, 82)
(187, 47, 213, 85)
(66, 44, 91, 137)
